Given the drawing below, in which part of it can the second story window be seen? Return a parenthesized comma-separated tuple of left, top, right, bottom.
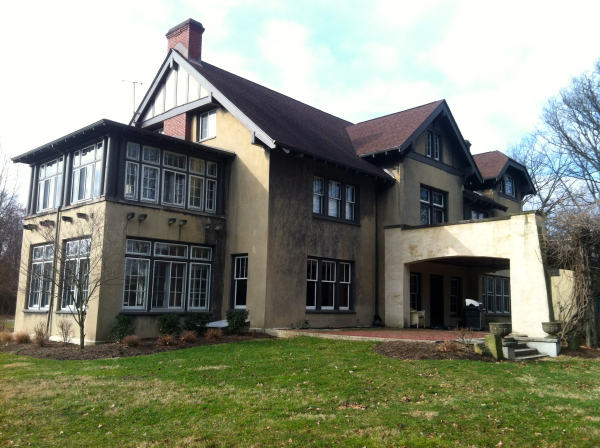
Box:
(426, 131, 441, 161)
(313, 176, 357, 223)
(37, 157, 63, 212)
(420, 186, 446, 225)
(500, 175, 515, 197)
(198, 110, 217, 141)
(72, 143, 103, 204)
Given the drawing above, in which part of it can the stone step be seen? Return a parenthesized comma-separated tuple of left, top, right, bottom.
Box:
(515, 354, 547, 360)
(515, 348, 539, 357)
(515, 343, 529, 349)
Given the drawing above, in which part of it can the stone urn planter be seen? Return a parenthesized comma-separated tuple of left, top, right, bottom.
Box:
(488, 322, 512, 338)
(542, 322, 562, 338)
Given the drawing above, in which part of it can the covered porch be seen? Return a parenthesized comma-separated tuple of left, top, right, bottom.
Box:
(384, 212, 552, 337)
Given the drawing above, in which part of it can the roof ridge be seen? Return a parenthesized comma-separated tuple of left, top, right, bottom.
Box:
(472, 150, 507, 157)
(350, 99, 445, 127)
(191, 59, 354, 126)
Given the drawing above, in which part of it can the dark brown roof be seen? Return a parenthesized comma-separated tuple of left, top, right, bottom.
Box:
(188, 59, 388, 178)
(472, 151, 510, 179)
(347, 100, 444, 156)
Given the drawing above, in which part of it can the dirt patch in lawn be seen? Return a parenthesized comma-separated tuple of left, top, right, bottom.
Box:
(0, 332, 274, 361)
(374, 340, 498, 362)
(559, 346, 600, 359)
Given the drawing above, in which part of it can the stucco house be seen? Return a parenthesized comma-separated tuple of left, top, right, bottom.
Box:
(12, 19, 554, 344)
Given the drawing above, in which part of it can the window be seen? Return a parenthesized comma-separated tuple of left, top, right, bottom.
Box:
(305, 258, 353, 311)
(125, 162, 139, 199)
(233, 255, 248, 309)
(124, 142, 218, 213)
(122, 239, 213, 311)
(426, 131, 441, 161)
(198, 110, 217, 141)
(37, 157, 63, 212)
(72, 143, 103, 203)
(482, 275, 510, 314)
(141, 166, 159, 202)
(500, 175, 515, 197)
(450, 277, 461, 313)
(420, 186, 446, 225)
(162, 170, 186, 206)
(61, 238, 91, 310)
(409, 273, 421, 310)
(471, 210, 489, 220)
(313, 177, 357, 223)
(28, 244, 53, 310)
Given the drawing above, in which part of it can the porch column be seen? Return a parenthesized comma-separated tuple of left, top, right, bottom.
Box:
(385, 247, 410, 327)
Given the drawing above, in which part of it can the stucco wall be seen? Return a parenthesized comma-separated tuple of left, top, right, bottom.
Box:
(264, 151, 379, 328)
(550, 269, 574, 323)
(384, 212, 551, 337)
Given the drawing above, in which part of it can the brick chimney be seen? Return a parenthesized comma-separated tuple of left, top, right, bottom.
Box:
(166, 19, 205, 61)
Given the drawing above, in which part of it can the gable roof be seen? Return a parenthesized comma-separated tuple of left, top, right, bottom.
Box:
(472, 150, 536, 194)
(347, 100, 444, 156)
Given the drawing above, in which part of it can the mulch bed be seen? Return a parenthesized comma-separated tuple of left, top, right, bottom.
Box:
(0, 332, 274, 361)
(558, 346, 600, 359)
(374, 340, 498, 362)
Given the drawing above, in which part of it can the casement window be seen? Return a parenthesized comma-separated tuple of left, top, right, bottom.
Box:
(122, 239, 213, 311)
(233, 255, 248, 309)
(426, 131, 441, 161)
(37, 157, 63, 213)
(198, 110, 217, 141)
(471, 210, 489, 220)
(482, 275, 510, 314)
(409, 273, 421, 310)
(162, 170, 186, 206)
(313, 177, 358, 223)
(27, 244, 54, 310)
(61, 238, 91, 310)
(305, 258, 353, 311)
(420, 186, 446, 225)
(450, 277, 461, 314)
(72, 142, 103, 203)
(124, 142, 219, 214)
(499, 175, 515, 197)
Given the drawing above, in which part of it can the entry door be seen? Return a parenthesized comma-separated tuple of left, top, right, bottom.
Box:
(430, 275, 444, 327)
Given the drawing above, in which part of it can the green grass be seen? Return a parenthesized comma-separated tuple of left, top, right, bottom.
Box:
(0, 337, 599, 447)
(4, 321, 14, 331)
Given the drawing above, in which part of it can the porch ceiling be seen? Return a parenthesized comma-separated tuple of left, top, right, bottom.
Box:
(427, 257, 510, 270)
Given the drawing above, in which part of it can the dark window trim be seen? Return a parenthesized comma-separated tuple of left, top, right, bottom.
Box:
(482, 274, 511, 315)
(312, 176, 359, 224)
(450, 276, 462, 315)
(409, 272, 422, 310)
(420, 184, 447, 225)
(305, 257, 355, 313)
(230, 253, 249, 310)
(123, 237, 215, 313)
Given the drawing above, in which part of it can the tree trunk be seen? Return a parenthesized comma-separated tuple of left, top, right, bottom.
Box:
(79, 324, 85, 350)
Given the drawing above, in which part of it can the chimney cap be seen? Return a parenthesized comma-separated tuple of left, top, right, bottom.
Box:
(166, 19, 205, 37)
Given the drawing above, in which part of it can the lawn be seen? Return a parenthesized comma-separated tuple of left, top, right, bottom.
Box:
(0, 337, 599, 447)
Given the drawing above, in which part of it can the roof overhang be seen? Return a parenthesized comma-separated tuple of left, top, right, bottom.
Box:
(491, 159, 536, 195)
(12, 119, 235, 165)
(463, 189, 508, 212)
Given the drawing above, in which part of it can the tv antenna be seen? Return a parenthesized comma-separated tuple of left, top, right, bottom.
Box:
(123, 80, 144, 117)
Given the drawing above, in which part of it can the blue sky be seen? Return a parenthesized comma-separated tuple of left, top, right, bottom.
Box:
(1, 0, 599, 196)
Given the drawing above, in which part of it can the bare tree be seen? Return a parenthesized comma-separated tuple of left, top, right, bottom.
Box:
(0, 146, 24, 317)
(545, 204, 600, 347)
(23, 207, 125, 349)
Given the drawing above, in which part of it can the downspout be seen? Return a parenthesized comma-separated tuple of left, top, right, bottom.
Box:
(373, 188, 381, 326)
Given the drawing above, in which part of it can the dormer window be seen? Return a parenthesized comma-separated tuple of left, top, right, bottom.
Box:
(426, 131, 441, 161)
(499, 175, 515, 197)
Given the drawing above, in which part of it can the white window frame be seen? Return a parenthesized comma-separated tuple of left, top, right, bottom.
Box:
(126, 142, 140, 160)
(188, 175, 205, 211)
(191, 246, 212, 261)
(163, 151, 187, 171)
(188, 263, 211, 310)
(306, 259, 318, 310)
(142, 146, 160, 165)
(233, 255, 248, 309)
(345, 186, 355, 221)
(321, 260, 336, 310)
(313, 177, 324, 214)
(154, 242, 188, 259)
(139, 165, 159, 203)
(151, 260, 187, 309)
(328, 181, 341, 218)
(124, 161, 139, 200)
(37, 157, 63, 213)
(27, 244, 54, 310)
(122, 258, 150, 309)
(426, 131, 432, 157)
(126, 239, 151, 256)
(199, 110, 217, 142)
(434, 134, 441, 161)
(61, 238, 91, 311)
(339, 262, 351, 310)
(162, 169, 186, 207)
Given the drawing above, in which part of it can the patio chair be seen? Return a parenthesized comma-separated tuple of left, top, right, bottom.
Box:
(410, 308, 426, 328)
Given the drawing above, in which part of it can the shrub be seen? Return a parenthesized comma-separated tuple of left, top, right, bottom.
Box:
(156, 314, 181, 336)
(455, 326, 475, 345)
(206, 328, 222, 340)
(181, 330, 197, 342)
(226, 309, 249, 335)
(14, 332, 31, 344)
(122, 335, 141, 347)
(32, 322, 49, 347)
(109, 315, 136, 343)
(57, 319, 74, 346)
(438, 340, 463, 352)
(0, 331, 13, 342)
(158, 335, 178, 346)
(182, 313, 212, 335)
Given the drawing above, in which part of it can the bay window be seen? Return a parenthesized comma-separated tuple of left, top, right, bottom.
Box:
(305, 258, 353, 311)
(162, 170, 186, 206)
(72, 143, 103, 203)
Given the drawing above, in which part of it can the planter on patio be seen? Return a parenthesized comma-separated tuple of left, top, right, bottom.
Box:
(488, 323, 512, 338)
(542, 322, 562, 339)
